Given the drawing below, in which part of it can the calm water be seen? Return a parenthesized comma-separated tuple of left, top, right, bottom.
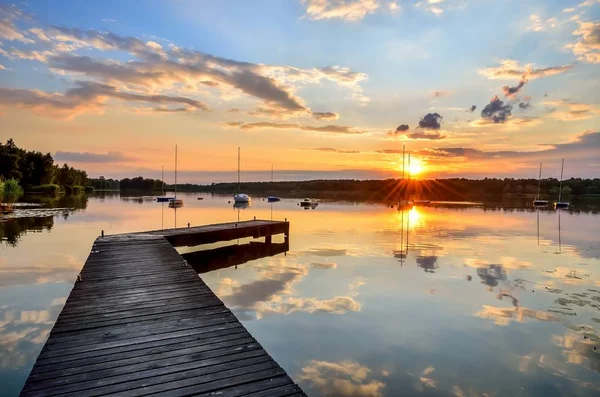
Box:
(1, 193, 599, 396)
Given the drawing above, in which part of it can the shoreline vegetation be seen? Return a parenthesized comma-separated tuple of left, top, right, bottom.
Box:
(3, 140, 599, 205)
(91, 176, 600, 202)
(0, 140, 93, 208)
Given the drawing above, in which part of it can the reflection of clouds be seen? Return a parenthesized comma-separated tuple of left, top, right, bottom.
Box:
(417, 366, 437, 390)
(311, 262, 337, 269)
(543, 267, 591, 286)
(465, 256, 532, 270)
(299, 360, 385, 397)
(416, 255, 438, 273)
(254, 296, 360, 318)
(476, 264, 507, 287)
(0, 253, 81, 287)
(217, 258, 361, 320)
(518, 350, 600, 391)
(552, 326, 600, 373)
(0, 305, 62, 370)
(475, 305, 561, 326)
(296, 248, 348, 257)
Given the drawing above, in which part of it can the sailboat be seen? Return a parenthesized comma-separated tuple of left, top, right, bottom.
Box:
(267, 165, 281, 202)
(233, 147, 250, 203)
(533, 163, 548, 206)
(554, 158, 569, 209)
(169, 145, 183, 208)
(156, 165, 173, 202)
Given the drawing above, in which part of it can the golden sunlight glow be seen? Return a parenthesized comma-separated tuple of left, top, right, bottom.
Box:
(409, 158, 424, 176)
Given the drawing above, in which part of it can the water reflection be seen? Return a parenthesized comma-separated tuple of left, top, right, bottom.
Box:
(0, 216, 54, 247)
(1, 193, 599, 396)
(183, 241, 289, 274)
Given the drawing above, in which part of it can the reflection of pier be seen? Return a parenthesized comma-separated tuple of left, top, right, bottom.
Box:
(184, 240, 289, 274)
(20, 219, 304, 396)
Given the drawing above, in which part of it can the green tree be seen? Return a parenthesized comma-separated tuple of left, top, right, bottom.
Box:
(2, 179, 24, 209)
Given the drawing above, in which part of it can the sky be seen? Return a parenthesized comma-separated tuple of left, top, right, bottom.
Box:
(0, 0, 599, 183)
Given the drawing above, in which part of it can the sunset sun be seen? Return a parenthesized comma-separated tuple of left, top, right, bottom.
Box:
(409, 160, 424, 176)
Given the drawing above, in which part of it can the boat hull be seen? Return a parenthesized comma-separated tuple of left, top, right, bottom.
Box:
(157, 197, 174, 202)
(267, 196, 281, 202)
(234, 194, 250, 203)
(554, 202, 569, 209)
(533, 200, 548, 206)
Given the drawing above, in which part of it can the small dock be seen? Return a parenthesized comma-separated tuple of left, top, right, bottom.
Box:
(20, 220, 305, 397)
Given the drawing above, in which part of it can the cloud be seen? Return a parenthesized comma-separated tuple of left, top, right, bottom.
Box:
(519, 101, 531, 110)
(478, 59, 573, 80)
(301, 0, 380, 22)
(405, 130, 446, 140)
(418, 112, 443, 129)
(529, 14, 558, 32)
(313, 111, 339, 120)
(502, 77, 527, 97)
(432, 90, 449, 98)
(565, 21, 600, 63)
(480, 95, 512, 123)
(542, 99, 600, 121)
(416, 130, 600, 162)
(387, 124, 409, 137)
(0, 5, 34, 43)
(0, 81, 209, 119)
(299, 360, 385, 397)
(54, 150, 135, 163)
(7, 24, 369, 118)
(310, 147, 361, 153)
(226, 121, 367, 134)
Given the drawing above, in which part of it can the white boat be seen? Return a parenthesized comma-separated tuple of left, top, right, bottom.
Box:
(234, 193, 250, 203)
(533, 163, 548, 207)
(300, 198, 318, 209)
(234, 147, 250, 203)
(554, 158, 569, 210)
(300, 198, 314, 206)
(168, 145, 183, 208)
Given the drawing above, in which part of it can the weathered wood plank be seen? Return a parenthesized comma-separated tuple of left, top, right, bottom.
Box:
(20, 220, 304, 396)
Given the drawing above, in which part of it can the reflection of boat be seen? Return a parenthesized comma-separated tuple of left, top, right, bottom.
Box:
(157, 166, 174, 202)
(168, 145, 183, 208)
(233, 202, 250, 210)
(267, 196, 281, 202)
(234, 147, 250, 203)
(169, 199, 183, 208)
(397, 200, 413, 210)
(554, 158, 569, 210)
(533, 163, 548, 207)
(182, 240, 289, 274)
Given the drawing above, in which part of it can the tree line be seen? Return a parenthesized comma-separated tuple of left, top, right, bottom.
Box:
(0, 139, 90, 195)
(181, 177, 600, 201)
(89, 176, 163, 191)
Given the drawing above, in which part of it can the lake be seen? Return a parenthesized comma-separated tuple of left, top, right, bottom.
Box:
(1, 192, 599, 396)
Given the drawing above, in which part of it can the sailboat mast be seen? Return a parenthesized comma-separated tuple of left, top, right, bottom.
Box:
(162, 166, 164, 196)
(558, 158, 564, 202)
(408, 153, 411, 180)
(174, 145, 177, 199)
(536, 163, 542, 200)
(237, 146, 240, 193)
(402, 145, 405, 179)
(271, 165, 274, 183)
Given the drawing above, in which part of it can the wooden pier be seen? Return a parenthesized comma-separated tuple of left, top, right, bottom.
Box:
(20, 220, 305, 397)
